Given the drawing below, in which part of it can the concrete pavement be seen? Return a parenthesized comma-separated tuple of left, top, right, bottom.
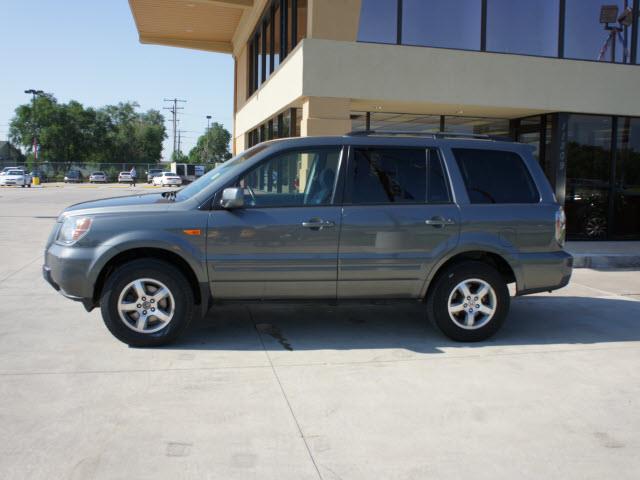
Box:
(0, 185, 639, 479)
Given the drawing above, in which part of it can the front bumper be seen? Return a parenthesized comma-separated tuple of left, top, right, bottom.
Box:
(43, 242, 112, 311)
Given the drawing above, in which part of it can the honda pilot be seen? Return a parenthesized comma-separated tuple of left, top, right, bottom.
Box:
(43, 133, 572, 346)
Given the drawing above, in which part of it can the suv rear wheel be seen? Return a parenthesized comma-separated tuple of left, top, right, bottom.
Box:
(428, 261, 509, 342)
(100, 259, 194, 347)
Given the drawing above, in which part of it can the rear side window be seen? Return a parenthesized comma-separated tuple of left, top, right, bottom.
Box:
(348, 147, 451, 204)
(453, 148, 539, 204)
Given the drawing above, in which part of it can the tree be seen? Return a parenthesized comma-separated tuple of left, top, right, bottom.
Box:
(9, 94, 166, 169)
(171, 150, 188, 163)
(188, 122, 232, 164)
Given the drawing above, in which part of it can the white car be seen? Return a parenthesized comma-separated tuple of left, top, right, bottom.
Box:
(0, 169, 31, 187)
(118, 171, 133, 183)
(89, 171, 107, 183)
(153, 172, 182, 187)
(1, 166, 21, 176)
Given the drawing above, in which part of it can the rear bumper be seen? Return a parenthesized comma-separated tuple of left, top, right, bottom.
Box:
(516, 250, 573, 296)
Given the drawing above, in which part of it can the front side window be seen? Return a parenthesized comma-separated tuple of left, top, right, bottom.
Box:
(239, 147, 341, 208)
(453, 148, 539, 204)
(348, 147, 450, 204)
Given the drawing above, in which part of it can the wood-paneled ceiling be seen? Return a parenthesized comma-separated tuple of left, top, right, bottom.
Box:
(129, 0, 253, 53)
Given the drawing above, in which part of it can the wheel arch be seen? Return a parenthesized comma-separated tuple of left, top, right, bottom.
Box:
(422, 249, 519, 302)
(92, 247, 204, 309)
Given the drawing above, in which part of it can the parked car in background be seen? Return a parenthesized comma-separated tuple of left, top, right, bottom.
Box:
(1, 166, 21, 176)
(89, 171, 108, 183)
(152, 171, 182, 187)
(30, 170, 48, 183)
(64, 170, 82, 183)
(43, 134, 572, 347)
(147, 168, 164, 184)
(0, 169, 31, 187)
(118, 171, 133, 183)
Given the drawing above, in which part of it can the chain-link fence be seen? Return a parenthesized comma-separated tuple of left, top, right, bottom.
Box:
(0, 161, 167, 182)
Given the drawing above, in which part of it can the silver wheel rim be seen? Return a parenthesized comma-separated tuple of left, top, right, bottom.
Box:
(447, 278, 497, 330)
(117, 278, 175, 334)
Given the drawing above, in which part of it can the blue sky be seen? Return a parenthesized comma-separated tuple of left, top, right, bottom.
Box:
(0, 0, 234, 160)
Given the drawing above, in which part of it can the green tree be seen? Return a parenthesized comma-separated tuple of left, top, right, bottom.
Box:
(187, 122, 232, 164)
(9, 95, 166, 169)
(171, 150, 188, 163)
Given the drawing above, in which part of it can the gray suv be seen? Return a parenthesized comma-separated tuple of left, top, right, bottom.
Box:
(43, 134, 572, 346)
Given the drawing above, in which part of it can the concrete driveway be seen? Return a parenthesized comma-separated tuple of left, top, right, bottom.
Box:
(0, 185, 639, 479)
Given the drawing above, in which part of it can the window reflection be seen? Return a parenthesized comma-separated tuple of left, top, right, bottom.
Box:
(565, 0, 628, 63)
(402, 0, 481, 50)
(613, 117, 640, 238)
(565, 115, 612, 239)
(357, 0, 397, 44)
(487, 0, 559, 57)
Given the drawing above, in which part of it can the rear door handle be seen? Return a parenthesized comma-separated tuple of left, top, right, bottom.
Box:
(425, 217, 456, 227)
(302, 219, 335, 230)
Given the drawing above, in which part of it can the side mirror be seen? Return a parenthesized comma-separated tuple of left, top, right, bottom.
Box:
(220, 187, 244, 209)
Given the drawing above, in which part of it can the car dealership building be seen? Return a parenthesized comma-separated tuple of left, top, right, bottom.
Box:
(129, 0, 640, 240)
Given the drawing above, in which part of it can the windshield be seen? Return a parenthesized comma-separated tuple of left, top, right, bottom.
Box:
(175, 144, 269, 202)
(7, 170, 23, 175)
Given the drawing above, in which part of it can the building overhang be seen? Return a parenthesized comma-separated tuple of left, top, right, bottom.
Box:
(129, 0, 254, 54)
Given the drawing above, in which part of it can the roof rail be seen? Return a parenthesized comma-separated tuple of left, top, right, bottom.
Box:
(345, 130, 503, 141)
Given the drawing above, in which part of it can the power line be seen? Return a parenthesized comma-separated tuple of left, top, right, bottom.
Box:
(163, 98, 186, 155)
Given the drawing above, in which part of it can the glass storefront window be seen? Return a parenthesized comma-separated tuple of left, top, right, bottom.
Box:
(487, 0, 559, 57)
(357, 0, 398, 44)
(402, 0, 481, 50)
(613, 117, 640, 238)
(565, 114, 612, 239)
(565, 0, 627, 63)
(443, 116, 510, 136)
(247, 0, 307, 96)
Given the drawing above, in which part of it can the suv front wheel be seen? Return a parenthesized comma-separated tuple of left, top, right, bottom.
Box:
(100, 259, 194, 347)
(428, 261, 510, 342)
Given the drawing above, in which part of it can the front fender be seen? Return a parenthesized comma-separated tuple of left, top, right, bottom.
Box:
(86, 230, 208, 287)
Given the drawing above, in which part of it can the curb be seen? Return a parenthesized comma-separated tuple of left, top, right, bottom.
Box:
(572, 254, 640, 269)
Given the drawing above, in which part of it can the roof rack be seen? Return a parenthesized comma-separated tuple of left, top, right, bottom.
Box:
(346, 130, 505, 141)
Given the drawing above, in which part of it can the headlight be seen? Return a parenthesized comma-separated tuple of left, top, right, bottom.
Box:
(57, 217, 93, 245)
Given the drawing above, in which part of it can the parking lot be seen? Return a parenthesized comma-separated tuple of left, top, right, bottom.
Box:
(0, 184, 639, 479)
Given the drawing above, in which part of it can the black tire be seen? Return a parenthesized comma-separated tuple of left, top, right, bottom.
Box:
(427, 261, 510, 342)
(100, 259, 195, 347)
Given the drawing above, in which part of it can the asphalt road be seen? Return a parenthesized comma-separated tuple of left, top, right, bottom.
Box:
(0, 184, 639, 479)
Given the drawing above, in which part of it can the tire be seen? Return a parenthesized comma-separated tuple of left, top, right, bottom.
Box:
(427, 261, 510, 342)
(100, 259, 195, 347)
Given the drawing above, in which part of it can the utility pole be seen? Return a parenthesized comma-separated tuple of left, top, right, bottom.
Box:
(205, 115, 212, 163)
(177, 130, 182, 156)
(24, 89, 44, 168)
(163, 98, 186, 155)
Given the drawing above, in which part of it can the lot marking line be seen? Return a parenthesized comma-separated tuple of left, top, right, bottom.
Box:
(248, 306, 324, 480)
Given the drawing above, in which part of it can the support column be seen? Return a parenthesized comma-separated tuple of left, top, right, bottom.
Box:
(300, 97, 351, 137)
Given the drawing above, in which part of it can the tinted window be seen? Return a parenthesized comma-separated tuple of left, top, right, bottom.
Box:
(453, 149, 539, 204)
(349, 148, 450, 204)
(486, 0, 559, 57)
(357, 0, 398, 44)
(239, 147, 341, 207)
(402, 0, 481, 50)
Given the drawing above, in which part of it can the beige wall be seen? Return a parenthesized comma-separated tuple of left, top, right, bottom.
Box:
(301, 97, 351, 136)
(307, 0, 361, 42)
(302, 39, 640, 118)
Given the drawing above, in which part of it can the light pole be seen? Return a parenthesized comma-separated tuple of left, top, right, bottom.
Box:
(205, 115, 212, 163)
(24, 89, 44, 168)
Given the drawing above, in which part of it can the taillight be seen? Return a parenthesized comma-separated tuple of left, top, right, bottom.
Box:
(555, 207, 566, 246)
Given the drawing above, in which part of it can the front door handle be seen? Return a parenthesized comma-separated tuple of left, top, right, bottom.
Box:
(302, 219, 335, 230)
(425, 216, 456, 227)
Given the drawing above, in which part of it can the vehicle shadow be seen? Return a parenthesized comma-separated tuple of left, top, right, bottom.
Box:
(168, 296, 640, 353)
